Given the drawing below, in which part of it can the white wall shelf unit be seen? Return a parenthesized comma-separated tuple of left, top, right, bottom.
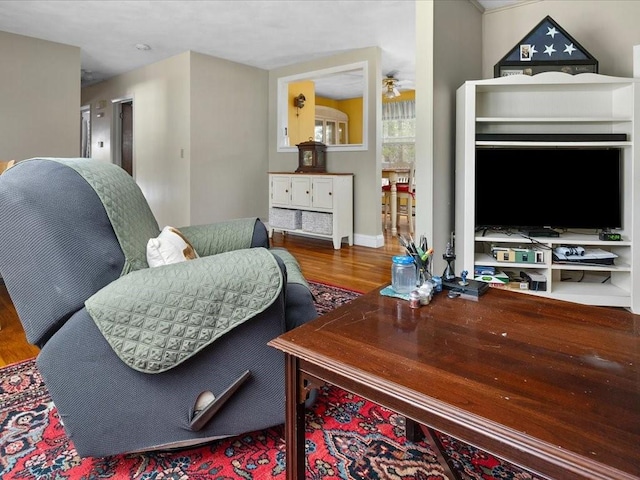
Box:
(268, 172, 353, 250)
(455, 72, 639, 313)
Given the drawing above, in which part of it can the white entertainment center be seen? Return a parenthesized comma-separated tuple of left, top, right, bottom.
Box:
(455, 72, 639, 313)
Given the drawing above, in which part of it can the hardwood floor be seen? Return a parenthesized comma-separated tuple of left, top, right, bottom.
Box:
(0, 218, 410, 368)
(271, 226, 407, 293)
(0, 282, 40, 366)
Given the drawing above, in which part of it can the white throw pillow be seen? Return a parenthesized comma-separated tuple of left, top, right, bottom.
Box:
(147, 226, 200, 267)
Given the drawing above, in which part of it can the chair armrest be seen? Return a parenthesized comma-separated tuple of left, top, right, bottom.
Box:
(178, 218, 267, 256)
(85, 247, 284, 373)
(269, 247, 308, 288)
(269, 248, 318, 331)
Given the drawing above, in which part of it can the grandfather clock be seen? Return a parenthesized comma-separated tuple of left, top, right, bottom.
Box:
(296, 139, 327, 173)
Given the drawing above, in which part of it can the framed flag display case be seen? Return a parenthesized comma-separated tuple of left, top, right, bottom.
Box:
(494, 16, 598, 77)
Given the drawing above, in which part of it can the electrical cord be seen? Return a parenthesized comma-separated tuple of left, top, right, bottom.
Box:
(561, 271, 585, 282)
(518, 234, 554, 250)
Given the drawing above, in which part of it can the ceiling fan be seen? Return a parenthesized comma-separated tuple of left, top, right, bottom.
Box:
(382, 75, 401, 99)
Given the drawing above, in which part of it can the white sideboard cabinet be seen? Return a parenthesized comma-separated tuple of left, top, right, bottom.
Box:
(455, 72, 639, 313)
(268, 172, 353, 249)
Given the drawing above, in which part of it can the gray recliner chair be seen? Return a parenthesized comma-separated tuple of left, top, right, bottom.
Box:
(0, 158, 317, 457)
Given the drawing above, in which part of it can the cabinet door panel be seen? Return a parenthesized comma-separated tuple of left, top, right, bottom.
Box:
(291, 176, 311, 207)
(271, 175, 291, 206)
(312, 177, 334, 209)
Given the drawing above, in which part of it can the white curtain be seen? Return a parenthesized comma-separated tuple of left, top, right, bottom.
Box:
(382, 100, 416, 164)
(382, 100, 415, 121)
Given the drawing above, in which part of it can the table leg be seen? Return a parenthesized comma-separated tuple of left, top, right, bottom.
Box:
(405, 417, 424, 442)
(417, 422, 463, 480)
(284, 354, 306, 480)
(389, 172, 398, 236)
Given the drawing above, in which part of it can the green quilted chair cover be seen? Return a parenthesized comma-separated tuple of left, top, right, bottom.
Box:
(86, 247, 283, 373)
(43, 159, 284, 373)
(49, 158, 159, 275)
(179, 219, 258, 256)
(269, 247, 309, 288)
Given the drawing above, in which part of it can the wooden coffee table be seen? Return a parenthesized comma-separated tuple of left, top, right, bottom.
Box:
(269, 286, 640, 480)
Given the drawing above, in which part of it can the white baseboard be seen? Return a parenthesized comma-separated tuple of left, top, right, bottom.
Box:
(353, 233, 385, 248)
(266, 222, 384, 249)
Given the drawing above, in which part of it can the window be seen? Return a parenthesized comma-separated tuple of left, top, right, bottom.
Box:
(314, 106, 349, 145)
(382, 100, 415, 164)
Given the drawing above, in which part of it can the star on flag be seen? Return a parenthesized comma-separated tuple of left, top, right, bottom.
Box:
(546, 26, 558, 38)
(544, 44, 557, 56)
(564, 43, 577, 55)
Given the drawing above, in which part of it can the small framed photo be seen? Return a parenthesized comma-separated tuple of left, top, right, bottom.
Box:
(519, 44, 532, 61)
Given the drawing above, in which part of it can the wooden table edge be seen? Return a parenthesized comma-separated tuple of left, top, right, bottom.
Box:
(269, 337, 638, 480)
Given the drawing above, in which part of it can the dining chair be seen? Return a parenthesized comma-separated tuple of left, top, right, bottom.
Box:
(382, 163, 414, 234)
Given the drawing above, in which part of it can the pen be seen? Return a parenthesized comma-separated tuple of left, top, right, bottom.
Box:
(421, 247, 434, 261)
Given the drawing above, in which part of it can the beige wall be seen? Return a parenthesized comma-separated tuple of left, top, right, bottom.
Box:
(81, 51, 268, 229)
(269, 47, 383, 247)
(416, 0, 482, 274)
(0, 31, 80, 161)
(483, 0, 640, 79)
(82, 52, 191, 228)
(189, 52, 269, 225)
(414, 0, 482, 274)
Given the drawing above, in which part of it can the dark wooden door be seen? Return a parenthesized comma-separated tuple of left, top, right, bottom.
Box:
(121, 101, 133, 176)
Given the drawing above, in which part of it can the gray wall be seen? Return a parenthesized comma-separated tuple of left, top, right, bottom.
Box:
(0, 31, 80, 160)
(189, 52, 269, 225)
(81, 51, 269, 229)
(82, 52, 192, 228)
(415, 0, 483, 274)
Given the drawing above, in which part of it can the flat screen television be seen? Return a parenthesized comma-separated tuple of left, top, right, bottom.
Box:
(474, 147, 622, 231)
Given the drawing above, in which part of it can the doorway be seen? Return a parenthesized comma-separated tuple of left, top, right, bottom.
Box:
(113, 98, 134, 176)
(80, 105, 91, 157)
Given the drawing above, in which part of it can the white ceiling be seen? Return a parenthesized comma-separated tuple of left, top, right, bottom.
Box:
(0, 0, 528, 95)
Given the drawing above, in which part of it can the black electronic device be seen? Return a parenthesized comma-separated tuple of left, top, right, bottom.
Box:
(475, 144, 622, 231)
(520, 271, 547, 291)
(442, 277, 490, 297)
(476, 133, 627, 142)
(599, 231, 622, 241)
(519, 227, 560, 238)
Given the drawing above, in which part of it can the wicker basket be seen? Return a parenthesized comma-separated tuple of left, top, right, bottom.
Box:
(301, 211, 333, 235)
(269, 208, 301, 230)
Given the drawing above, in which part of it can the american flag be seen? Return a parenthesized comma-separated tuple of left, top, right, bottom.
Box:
(505, 18, 590, 62)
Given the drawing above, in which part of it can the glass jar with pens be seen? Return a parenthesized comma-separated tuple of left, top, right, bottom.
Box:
(396, 234, 434, 290)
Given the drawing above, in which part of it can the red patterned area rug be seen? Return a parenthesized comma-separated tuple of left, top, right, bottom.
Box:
(0, 282, 541, 480)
